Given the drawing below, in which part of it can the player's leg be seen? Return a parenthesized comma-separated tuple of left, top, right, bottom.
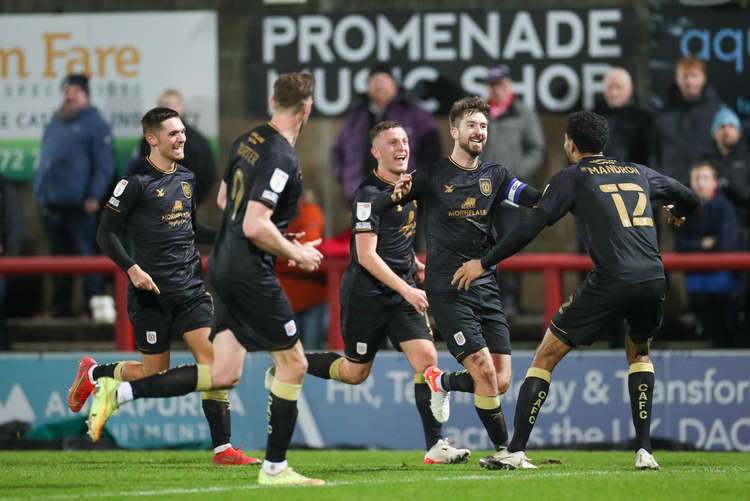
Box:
(260, 340, 323, 485)
(86, 332, 240, 442)
(401, 338, 470, 464)
(623, 278, 665, 470)
(300, 301, 385, 385)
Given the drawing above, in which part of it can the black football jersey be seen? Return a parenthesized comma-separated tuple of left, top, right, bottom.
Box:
(401, 157, 533, 291)
(341, 170, 418, 300)
(536, 155, 697, 284)
(102, 157, 202, 293)
(210, 123, 303, 275)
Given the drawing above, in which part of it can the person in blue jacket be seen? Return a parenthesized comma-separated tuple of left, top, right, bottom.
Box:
(675, 162, 741, 347)
(33, 74, 115, 317)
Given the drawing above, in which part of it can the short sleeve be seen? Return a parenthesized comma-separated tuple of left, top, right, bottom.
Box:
(351, 187, 380, 234)
(535, 168, 576, 225)
(249, 151, 298, 209)
(104, 176, 142, 218)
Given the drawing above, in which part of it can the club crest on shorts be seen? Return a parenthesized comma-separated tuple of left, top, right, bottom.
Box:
(356, 202, 371, 221)
(181, 181, 192, 199)
(356, 342, 368, 355)
(479, 178, 492, 196)
(453, 331, 466, 346)
(284, 320, 297, 336)
(146, 330, 157, 344)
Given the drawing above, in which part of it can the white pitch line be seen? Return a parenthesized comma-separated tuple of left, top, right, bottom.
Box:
(3, 467, 745, 501)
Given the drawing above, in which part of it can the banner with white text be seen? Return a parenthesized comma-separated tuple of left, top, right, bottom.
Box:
(247, 8, 637, 117)
(0, 12, 218, 180)
(1, 351, 748, 451)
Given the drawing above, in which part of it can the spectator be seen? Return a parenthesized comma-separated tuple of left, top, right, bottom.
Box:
(277, 189, 328, 350)
(332, 64, 441, 203)
(675, 162, 740, 347)
(137, 89, 216, 207)
(596, 67, 654, 165)
(0, 174, 24, 350)
(480, 65, 545, 316)
(33, 74, 115, 318)
(654, 56, 723, 183)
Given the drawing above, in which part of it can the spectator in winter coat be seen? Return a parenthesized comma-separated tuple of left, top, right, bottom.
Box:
(654, 56, 723, 183)
(33, 74, 115, 318)
(595, 67, 654, 165)
(479, 65, 545, 316)
(332, 64, 441, 203)
(675, 162, 741, 347)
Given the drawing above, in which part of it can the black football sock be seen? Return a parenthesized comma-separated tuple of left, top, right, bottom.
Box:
(202, 390, 231, 449)
(415, 374, 442, 449)
(441, 369, 474, 392)
(265, 379, 301, 463)
(628, 362, 655, 453)
(305, 352, 344, 380)
(130, 364, 212, 399)
(474, 395, 508, 449)
(508, 367, 551, 452)
(92, 362, 125, 381)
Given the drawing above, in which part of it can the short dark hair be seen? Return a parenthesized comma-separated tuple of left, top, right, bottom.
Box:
(566, 111, 609, 154)
(141, 107, 180, 135)
(449, 97, 490, 128)
(369, 120, 405, 144)
(274, 72, 315, 111)
(691, 161, 717, 179)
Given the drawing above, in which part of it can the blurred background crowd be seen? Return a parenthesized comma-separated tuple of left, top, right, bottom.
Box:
(1, 0, 749, 352)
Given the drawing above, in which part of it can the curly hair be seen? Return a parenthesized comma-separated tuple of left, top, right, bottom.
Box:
(566, 111, 609, 154)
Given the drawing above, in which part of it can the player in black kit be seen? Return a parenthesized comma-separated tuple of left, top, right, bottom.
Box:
(86, 74, 325, 486)
(276, 121, 469, 464)
(73, 107, 257, 465)
(382, 97, 542, 461)
(452, 111, 699, 470)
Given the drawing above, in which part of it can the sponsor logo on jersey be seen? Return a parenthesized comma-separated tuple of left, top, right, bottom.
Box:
(181, 182, 192, 199)
(284, 320, 297, 337)
(461, 197, 476, 209)
(356, 342, 368, 355)
(146, 331, 157, 344)
(444, 184, 455, 193)
(356, 202, 371, 221)
(270, 168, 289, 193)
(454, 331, 466, 346)
(262, 190, 279, 204)
(156, 188, 165, 197)
(172, 200, 183, 212)
(113, 179, 128, 197)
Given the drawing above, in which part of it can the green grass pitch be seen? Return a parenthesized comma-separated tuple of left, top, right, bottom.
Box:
(1, 450, 748, 500)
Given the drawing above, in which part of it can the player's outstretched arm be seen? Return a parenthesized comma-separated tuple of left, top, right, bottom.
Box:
(356, 232, 428, 315)
(242, 200, 322, 271)
(452, 209, 550, 291)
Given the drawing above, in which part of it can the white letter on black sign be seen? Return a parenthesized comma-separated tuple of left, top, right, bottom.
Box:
(377, 14, 421, 61)
(459, 12, 500, 60)
(547, 10, 584, 58)
(299, 16, 334, 63)
(263, 17, 296, 63)
(589, 10, 621, 57)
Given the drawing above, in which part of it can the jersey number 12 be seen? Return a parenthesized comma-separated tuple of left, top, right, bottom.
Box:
(599, 183, 653, 227)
